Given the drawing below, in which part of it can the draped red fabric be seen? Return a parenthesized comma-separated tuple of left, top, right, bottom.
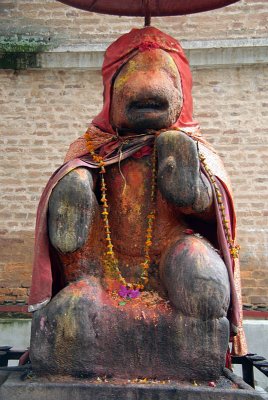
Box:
(92, 26, 199, 133)
(64, 26, 203, 163)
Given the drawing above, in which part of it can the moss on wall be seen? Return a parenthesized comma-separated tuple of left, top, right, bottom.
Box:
(0, 36, 52, 70)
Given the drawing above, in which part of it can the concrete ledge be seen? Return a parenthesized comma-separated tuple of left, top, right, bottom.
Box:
(0, 38, 267, 70)
(37, 38, 268, 70)
(0, 371, 267, 400)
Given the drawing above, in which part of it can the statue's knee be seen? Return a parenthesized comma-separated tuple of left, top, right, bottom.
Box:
(161, 236, 230, 319)
(48, 168, 97, 253)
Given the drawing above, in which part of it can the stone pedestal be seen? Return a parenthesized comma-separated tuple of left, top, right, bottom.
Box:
(0, 371, 267, 400)
(30, 278, 229, 380)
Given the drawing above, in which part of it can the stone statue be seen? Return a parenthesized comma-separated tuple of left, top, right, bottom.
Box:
(28, 27, 247, 380)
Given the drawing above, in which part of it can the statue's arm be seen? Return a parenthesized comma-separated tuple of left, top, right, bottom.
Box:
(156, 130, 214, 219)
(48, 167, 98, 253)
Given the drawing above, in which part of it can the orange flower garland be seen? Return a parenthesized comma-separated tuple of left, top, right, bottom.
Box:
(85, 133, 157, 292)
(85, 134, 239, 292)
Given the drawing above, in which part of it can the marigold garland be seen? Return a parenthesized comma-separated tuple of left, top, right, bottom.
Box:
(85, 133, 157, 293)
(85, 132, 239, 296)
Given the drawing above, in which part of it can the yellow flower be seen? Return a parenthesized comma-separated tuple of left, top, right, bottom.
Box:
(230, 245, 240, 258)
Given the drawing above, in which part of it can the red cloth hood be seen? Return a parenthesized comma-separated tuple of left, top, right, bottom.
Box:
(93, 26, 198, 133)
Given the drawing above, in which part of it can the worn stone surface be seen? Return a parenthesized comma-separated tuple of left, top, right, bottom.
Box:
(0, 372, 266, 400)
(110, 50, 182, 133)
(160, 235, 230, 320)
(30, 277, 229, 380)
(157, 130, 213, 211)
(48, 167, 96, 253)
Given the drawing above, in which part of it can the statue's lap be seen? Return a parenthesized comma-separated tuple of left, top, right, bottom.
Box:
(30, 277, 229, 380)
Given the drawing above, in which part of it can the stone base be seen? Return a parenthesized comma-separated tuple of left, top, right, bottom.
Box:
(30, 278, 229, 380)
(0, 371, 267, 400)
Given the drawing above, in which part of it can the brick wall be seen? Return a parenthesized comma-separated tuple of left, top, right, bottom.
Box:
(0, 0, 267, 306)
(0, 0, 267, 45)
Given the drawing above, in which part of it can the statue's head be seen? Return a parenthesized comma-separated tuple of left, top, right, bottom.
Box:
(92, 27, 198, 134)
(110, 49, 182, 133)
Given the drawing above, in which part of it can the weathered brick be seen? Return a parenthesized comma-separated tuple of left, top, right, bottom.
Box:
(249, 296, 268, 305)
(0, 0, 267, 306)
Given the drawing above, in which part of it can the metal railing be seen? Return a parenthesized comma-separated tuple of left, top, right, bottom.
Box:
(232, 354, 268, 388)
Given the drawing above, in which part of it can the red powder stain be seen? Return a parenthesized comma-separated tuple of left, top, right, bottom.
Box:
(139, 42, 160, 52)
(184, 229, 194, 235)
